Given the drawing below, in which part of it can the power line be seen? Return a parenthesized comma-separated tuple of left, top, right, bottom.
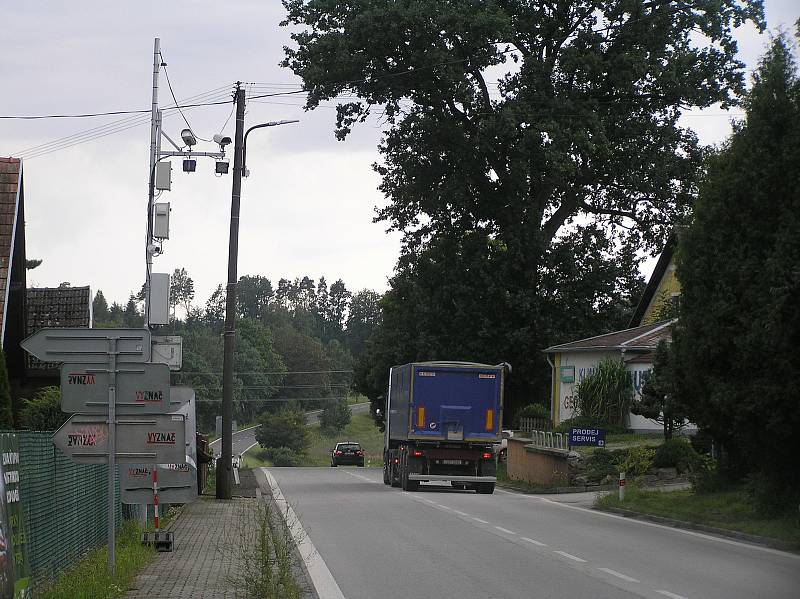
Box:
(160, 52, 213, 141)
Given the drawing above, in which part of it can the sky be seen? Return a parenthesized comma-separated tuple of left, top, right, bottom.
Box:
(1, 1, 798, 308)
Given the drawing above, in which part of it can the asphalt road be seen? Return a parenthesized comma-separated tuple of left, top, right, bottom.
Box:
(263, 467, 800, 599)
(209, 402, 372, 458)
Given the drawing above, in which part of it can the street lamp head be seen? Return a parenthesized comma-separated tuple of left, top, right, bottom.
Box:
(213, 134, 232, 149)
(180, 128, 197, 147)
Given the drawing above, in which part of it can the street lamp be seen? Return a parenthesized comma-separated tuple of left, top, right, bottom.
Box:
(217, 82, 298, 500)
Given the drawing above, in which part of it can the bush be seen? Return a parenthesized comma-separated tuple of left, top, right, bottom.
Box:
(554, 415, 628, 435)
(584, 448, 619, 482)
(256, 407, 309, 453)
(266, 447, 300, 467)
(618, 445, 656, 477)
(653, 438, 701, 473)
(513, 403, 551, 428)
(690, 455, 729, 494)
(20, 387, 67, 430)
(320, 399, 351, 435)
(574, 357, 633, 428)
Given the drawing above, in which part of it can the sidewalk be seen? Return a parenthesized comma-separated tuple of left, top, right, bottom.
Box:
(124, 497, 254, 599)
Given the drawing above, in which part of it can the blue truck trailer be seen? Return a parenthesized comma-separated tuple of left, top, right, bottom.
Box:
(383, 361, 509, 494)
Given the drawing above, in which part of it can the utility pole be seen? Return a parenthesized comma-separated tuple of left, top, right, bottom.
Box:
(144, 38, 162, 327)
(217, 83, 246, 499)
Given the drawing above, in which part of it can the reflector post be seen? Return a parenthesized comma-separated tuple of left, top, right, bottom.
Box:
(417, 406, 426, 428)
(485, 409, 494, 431)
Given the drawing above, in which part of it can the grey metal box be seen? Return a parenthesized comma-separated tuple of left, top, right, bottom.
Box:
(155, 161, 172, 191)
(152, 335, 183, 370)
(153, 203, 170, 239)
(149, 273, 170, 326)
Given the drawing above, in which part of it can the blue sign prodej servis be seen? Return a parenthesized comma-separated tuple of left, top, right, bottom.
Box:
(569, 427, 606, 447)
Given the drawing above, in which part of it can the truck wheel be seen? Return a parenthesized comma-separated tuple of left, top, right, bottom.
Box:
(383, 463, 390, 485)
(390, 459, 401, 487)
(476, 482, 495, 495)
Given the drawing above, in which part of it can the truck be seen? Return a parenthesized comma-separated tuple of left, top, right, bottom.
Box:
(383, 361, 509, 494)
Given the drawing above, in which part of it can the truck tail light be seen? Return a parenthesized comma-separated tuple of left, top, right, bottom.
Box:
(413, 450, 423, 457)
(417, 406, 425, 428)
(393, 458, 400, 464)
(482, 452, 493, 459)
(485, 409, 494, 431)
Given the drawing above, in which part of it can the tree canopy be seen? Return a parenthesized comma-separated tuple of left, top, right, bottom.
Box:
(283, 0, 764, 420)
(674, 34, 800, 507)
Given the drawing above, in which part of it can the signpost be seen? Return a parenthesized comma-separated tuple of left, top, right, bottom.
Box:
(568, 427, 606, 447)
(60, 362, 171, 414)
(20, 327, 179, 574)
(121, 462, 197, 504)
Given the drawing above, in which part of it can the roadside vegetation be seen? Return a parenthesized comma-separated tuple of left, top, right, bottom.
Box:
(34, 521, 156, 599)
(597, 486, 800, 549)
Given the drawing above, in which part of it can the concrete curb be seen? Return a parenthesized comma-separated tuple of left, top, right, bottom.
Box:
(595, 505, 798, 552)
(496, 481, 616, 494)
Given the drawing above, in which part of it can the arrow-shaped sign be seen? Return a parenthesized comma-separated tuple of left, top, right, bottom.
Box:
(21, 328, 151, 364)
(60, 362, 171, 414)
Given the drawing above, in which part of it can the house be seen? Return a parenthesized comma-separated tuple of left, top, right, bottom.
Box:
(629, 236, 680, 327)
(1, 157, 92, 418)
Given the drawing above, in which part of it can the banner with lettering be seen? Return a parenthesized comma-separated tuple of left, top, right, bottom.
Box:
(0, 433, 29, 598)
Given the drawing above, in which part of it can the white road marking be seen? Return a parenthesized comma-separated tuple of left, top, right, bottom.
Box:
(554, 551, 587, 563)
(241, 441, 259, 455)
(434, 504, 452, 510)
(256, 469, 347, 599)
(345, 472, 377, 484)
(424, 499, 436, 504)
(521, 537, 547, 547)
(494, 526, 517, 535)
(208, 424, 260, 448)
(453, 510, 469, 516)
(655, 591, 689, 599)
(471, 517, 489, 524)
(597, 568, 639, 583)
(518, 494, 800, 560)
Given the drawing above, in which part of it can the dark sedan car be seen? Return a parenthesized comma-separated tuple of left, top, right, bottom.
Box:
(330, 442, 365, 467)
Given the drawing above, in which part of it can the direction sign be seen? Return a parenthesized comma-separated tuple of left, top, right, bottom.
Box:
(53, 413, 186, 464)
(60, 363, 171, 414)
(21, 328, 151, 364)
(121, 462, 197, 504)
(569, 427, 606, 447)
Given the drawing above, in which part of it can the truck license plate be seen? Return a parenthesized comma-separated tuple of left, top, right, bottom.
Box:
(439, 459, 462, 465)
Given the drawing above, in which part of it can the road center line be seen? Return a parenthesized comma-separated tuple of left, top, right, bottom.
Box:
(494, 526, 516, 535)
(655, 591, 689, 599)
(471, 517, 489, 524)
(521, 536, 547, 547)
(597, 568, 639, 583)
(554, 551, 587, 563)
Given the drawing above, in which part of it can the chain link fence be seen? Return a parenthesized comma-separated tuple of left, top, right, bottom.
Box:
(11, 431, 123, 585)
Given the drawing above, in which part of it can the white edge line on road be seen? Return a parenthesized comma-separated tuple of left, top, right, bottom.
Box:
(554, 551, 587, 563)
(208, 424, 260, 448)
(257, 468, 347, 599)
(521, 536, 547, 547)
(494, 526, 516, 535)
(345, 472, 377, 484)
(453, 510, 469, 517)
(597, 568, 639, 583)
(655, 590, 689, 599)
(471, 517, 489, 524)
(241, 441, 259, 455)
(527, 494, 800, 560)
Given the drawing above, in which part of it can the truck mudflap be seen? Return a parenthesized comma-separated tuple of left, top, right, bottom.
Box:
(407, 474, 497, 483)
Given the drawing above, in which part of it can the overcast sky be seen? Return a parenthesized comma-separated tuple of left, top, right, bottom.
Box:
(1, 1, 797, 308)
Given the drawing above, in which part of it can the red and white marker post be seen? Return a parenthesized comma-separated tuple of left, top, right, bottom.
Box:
(153, 467, 160, 531)
(619, 471, 626, 501)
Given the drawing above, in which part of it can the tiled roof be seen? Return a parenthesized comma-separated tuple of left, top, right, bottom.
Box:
(0, 158, 21, 341)
(26, 286, 92, 371)
(543, 319, 675, 353)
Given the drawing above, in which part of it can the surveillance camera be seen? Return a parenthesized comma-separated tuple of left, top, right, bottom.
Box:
(181, 128, 197, 147)
(213, 134, 232, 148)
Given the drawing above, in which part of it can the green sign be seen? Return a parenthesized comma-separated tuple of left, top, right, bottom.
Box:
(0, 433, 29, 598)
(559, 365, 575, 383)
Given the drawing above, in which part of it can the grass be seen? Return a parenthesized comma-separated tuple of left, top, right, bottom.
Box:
(597, 485, 800, 548)
(242, 447, 271, 469)
(296, 412, 384, 467)
(35, 521, 155, 599)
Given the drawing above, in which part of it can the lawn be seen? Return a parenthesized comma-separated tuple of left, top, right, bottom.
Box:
(597, 485, 800, 549)
(297, 411, 384, 467)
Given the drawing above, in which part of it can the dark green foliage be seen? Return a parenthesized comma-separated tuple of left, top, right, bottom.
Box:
(632, 339, 686, 439)
(320, 399, 351, 435)
(256, 408, 309, 454)
(285, 0, 763, 424)
(92, 290, 109, 322)
(264, 447, 301, 467)
(0, 352, 12, 428)
(674, 36, 800, 510)
(512, 403, 551, 428)
(653, 438, 700, 473)
(618, 446, 656, 477)
(19, 387, 67, 431)
(575, 358, 633, 428)
(584, 449, 620, 483)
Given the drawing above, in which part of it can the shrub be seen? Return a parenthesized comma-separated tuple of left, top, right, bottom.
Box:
(584, 449, 619, 482)
(20, 387, 67, 430)
(653, 438, 701, 473)
(266, 447, 300, 467)
(617, 445, 656, 477)
(256, 407, 309, 453)
(513, 403, 551, 428)
(574, 358, 633, 428)
(690, 455, 729, 494)
(320, 399, 351, 435)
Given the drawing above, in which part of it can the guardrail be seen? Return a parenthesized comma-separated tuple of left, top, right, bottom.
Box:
(526, 429, 568, 451)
